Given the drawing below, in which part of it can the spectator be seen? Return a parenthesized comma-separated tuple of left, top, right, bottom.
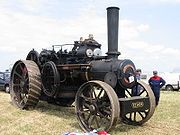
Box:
(148, 71, 166, 106)
(132, 69, 142, 96)
(135, 69, 141, 80)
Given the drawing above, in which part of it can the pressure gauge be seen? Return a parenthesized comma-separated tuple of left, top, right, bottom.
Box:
(93, 48, 102, 56)
(86, 49, 93, 57)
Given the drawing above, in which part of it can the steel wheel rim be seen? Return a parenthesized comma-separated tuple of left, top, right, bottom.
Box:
(11, 61, 29, 108)
(122, 80, 156, 125)
(75, 80, 119, 132)
(41, 61, 60, 97)
(10, 60, 42, 109)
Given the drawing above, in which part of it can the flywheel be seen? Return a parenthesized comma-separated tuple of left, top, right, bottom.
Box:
(41, 61, 60, 97)
(26, 49, 41, 67)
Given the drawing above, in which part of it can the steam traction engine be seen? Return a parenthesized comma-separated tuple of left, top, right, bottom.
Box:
(10, 7, 155, 132)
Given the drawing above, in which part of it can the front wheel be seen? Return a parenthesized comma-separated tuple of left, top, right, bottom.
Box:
(75, 80, 120, 132)
(121, 80, 156, 125)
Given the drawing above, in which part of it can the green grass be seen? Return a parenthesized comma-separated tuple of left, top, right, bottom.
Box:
(0, 91, 179, 135)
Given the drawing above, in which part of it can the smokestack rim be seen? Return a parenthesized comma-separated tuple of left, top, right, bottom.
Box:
(106, 7, 120, 10)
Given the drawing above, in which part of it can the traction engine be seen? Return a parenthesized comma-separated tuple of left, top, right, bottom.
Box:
(10, 7, 155, 132)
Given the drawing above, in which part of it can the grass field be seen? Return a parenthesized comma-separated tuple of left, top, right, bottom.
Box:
(0, 91, 179, 135)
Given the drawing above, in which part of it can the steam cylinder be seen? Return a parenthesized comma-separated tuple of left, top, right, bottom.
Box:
(90, 59, 136, 89)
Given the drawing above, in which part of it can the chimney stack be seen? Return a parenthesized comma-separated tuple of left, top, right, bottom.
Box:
(106, 7, 120, 58)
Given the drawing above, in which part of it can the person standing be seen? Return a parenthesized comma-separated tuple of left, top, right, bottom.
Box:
(132, 69, 142, 96)
(148, 71, 166, 106)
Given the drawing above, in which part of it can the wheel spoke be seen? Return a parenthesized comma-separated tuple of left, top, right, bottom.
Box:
(77, 109, 89, 116)
(78, 108, 89, 114)
(21, 93, 26, 99)
(125, 89, 132, 97)
(89, 114, 95, 126)
(84, 102, 91, 108)
(97, 110, 111, 122)
(19, 99, 24, 106)
(129, 113, 132, 121)
(125, 94, 128, 98)
(80, 94, 93, 103)
(98, 102, 112, 116)
(138, 112, 145, 119)
(89, 84, 96, 98)
(94, 116, 100, 128)
(13, 84, 21, 87)
(86, 112, 92, 122)
(93, 88, 97, 99)
(13, 96, 19, 102)
(19, 93, 28, 105)
(138, 88, 146, 96)
(134, 112, 136, 121)
(100, 115, 111, 124)
(142, 110, 149, 116)
(14, 71, 23, 80)
(97, 89, 103, 98)
(19, 63, 24, 72)
(89, 87, 94, 102)
(103, 109, 111, 115)
(20, 87, 24, 93)
(25, 77, 29, 82)
(25, 93, 28, 98)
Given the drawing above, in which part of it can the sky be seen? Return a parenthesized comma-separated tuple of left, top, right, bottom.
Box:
(0, 0, 180, 73)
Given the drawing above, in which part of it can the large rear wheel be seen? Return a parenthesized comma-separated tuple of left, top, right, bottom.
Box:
(10, 60, 42, 109)
(75, 80, 119, 132)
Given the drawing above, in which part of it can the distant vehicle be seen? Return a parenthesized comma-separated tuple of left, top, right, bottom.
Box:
(0, 70, 10, 93)
(160, 72, 180, 91)
(140, 72, 180, 91)
(140, 73, 151, 84)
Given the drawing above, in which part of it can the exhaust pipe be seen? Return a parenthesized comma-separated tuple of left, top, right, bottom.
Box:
(106, 7, 120, 58)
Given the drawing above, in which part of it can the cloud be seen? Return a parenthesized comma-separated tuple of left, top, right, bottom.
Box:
(120, 20, 150, 41)
(0, 46, 17, 53)
(127, 0, 180, 4)
(0, 5, 105, 53)
(157, 0, 180, 3)
(119, 20, 179, 72)
(0, 0, 179, 72)
(0, 2, 107, 71)
(17, 0, 44, 12)
(162, 47, 180, 56)
(137, 24, 150, 32)
(120, 20, 139, 40)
